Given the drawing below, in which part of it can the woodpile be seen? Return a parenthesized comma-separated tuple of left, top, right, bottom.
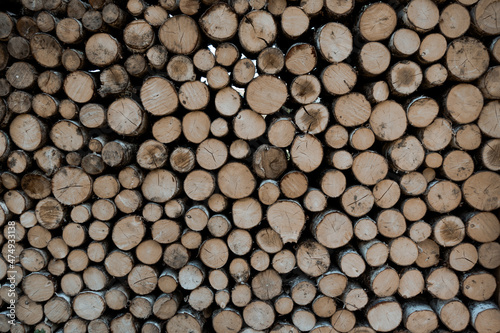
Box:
(0, 0, 499, 332)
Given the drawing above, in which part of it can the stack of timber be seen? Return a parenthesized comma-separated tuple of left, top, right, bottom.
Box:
(0, 0, 499, 331)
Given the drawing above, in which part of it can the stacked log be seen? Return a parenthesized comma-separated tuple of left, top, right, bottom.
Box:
(0, 0, 499, 332)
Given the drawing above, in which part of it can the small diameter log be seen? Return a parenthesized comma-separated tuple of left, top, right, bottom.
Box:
(402, 302, 438, 333)
(398, 267, 425, 299)
(366, 297, 402, 332)
(461, 271, 497, 301)
(469, 301, 500, 333)
(433, 216, 465, 247)
(426, 267, 459, 300)
(431, 298, 470, 332)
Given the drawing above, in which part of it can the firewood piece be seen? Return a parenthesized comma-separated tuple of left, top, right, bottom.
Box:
(184, 170, 215, 201)
(16, 295, 43, 326)
(207, 214, 231, 237)
(282, 6, 310, 39)
(417, 33, 447, 65)
(290, 134, 323, 173)
(258, 180, 280, 205)
(463, 171, 500, 211)
(107, 97, 147, 136)
(51, 166, 92, 205)
(321, 63, 357, 97)
(406, 96, 439, 129)
(353, 217, 378, 241)
(30, 33, 63, 68)
(216, 162, 255, 199)
(22, 272, 55, 302)
(246, 75, 287, 115)
(446, 243, 478, 272)
(6, 62, 37, 90)
(375, 209, 406, 239)
(328, 150, 353, 170)
(441, 150, 474, 181)
(35, 197, 64, 229)
(44, 294, 72, 324)
(85, 33, 121, 67)
(230, 197, 260, 230)
(478, 66, 500, 100)
(167, 56, 196, 83)
(142, 5, 167, 26)
(210, 118, 229, 138)
(358, 42, 391, 77)
(0, 13, 15, 40)
(478, 242, 500, 269)
(251, 144, 287, 179)
(402, 302, 438, 333)
(17, 16, 39, 39)
(267, 200, 305, 244)
(419, 117, 453, 151)
(438, 3, 470, 39)
(400, 0, 439, 33)
(243, 300, 275, 331)
(296, 240, 330, 277)
(359, 85, 386, 110)
(352, 151, 388, 186)
(349, 128, 375, 151)
(446, 37, 489, 81)
(366, 297, 402, 332)
(316, 22, 352, 62)
(470, 301, 500, 332)
(293, 103, 328, 135)
(341, 185, 374, 218)
(424, 180, 461, 213)
(62, 48, 86, 72)
(389, 236, 418, 266)
(369, 100, 407, 141)
(422, 63, 448, 88)
(444, 83, 484, 124)
(387, 60, 423, 96)
(368, 265, 399, 297)
(285, 43, 317, 75)
(324, 125, 347, 149)
(398, 267, 425, 299)
(198, 3, 238, 42)
(233, 109, 266, 140)
(158, 15, 200, 55)
(471, 0, 500, 35)
(257, 47, 284, 75)
(359, 239, 389, 267)
(104, 251, 133, 279)
(461, 271, 497, 301)
(56, 18, 84, 44)
(213, 308, 243, 333)
(266, 117, 295, 148)
(431, 298, 469, 332)
(227, 228, 252, 256)
(426, 267, 459, 300)
(478, 101, 500, 139)
(289, 74, 321, 105)
(82, 9, 105, 32)
(303, 188, 327, 212)
(358, 3, 397, 41)
(466, 212, 500, 243)
(238, 10, 276, 54)
(7, 36, 31, 61)
(388, 28, 420, 57)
